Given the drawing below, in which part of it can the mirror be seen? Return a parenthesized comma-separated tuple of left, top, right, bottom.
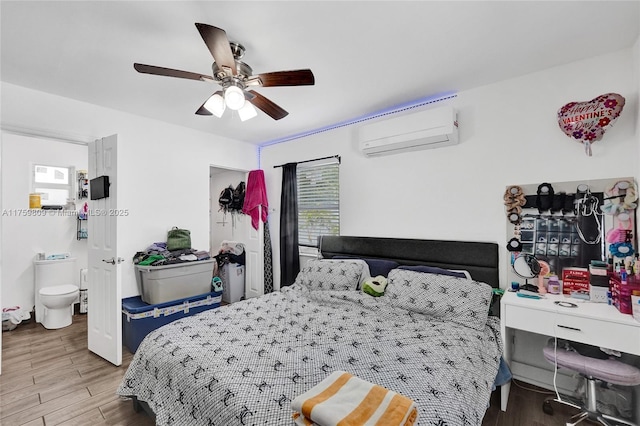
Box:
(513, 254, 540, 279)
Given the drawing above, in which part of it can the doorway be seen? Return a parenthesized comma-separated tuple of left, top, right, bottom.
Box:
(0, 133, 89, 373)
(210, 166, 265, 300)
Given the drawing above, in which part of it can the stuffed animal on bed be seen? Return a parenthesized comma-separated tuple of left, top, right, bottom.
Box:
(362, 276, 388, 297)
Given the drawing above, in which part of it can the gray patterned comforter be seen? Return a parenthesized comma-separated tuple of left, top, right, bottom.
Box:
(117, 284, 502, 425)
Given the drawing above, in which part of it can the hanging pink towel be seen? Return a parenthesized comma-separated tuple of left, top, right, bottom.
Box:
(243, 170, 269, 230)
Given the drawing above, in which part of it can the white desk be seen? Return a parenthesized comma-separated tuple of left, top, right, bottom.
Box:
(500, 291, 640, 411)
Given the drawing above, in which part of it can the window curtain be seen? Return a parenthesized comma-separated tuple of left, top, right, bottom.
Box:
(280, 163, 300, 287)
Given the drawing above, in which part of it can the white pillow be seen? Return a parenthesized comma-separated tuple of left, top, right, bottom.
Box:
(295, 259, 369, 291)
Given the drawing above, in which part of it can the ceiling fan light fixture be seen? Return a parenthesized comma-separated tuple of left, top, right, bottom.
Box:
(224, 85, 245, 110)
(203, 93, 226, 117)
(238, 102, 258, 121)
(135, 24, 315, 121)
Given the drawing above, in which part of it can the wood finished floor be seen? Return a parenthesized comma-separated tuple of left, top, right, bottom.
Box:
(1, 314, 596, 426)
(0, 314, 153, 426)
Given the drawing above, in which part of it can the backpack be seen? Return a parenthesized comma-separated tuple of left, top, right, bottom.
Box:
(218, 186, 234, 213)
(230, 181, 246, 213)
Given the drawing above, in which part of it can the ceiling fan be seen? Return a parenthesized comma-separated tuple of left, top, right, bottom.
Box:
(134, 23, 315, 121)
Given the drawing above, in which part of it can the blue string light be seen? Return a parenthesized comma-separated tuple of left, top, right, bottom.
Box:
(258, 91, 457, 148)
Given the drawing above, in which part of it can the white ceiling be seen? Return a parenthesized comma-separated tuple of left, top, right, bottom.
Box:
(2, 1, 639, 145)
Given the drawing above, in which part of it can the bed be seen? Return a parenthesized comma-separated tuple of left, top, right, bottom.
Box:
(117, 235, 502, 425)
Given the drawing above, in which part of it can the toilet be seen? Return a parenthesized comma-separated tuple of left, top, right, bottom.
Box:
(34, 257, 79, 329)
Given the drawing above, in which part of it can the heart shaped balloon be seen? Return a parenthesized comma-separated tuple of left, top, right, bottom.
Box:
(557, 93, 625, 156)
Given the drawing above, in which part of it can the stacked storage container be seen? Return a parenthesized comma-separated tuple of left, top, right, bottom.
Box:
(123, 258, 221, 352)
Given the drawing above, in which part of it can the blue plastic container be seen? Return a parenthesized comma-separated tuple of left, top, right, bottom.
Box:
(122, 291, 222, 352)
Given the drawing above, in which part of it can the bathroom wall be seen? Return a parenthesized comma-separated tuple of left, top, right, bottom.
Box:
(1, 133, 88, 311)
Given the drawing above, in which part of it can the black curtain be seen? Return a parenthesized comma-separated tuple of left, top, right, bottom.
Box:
(280, 163, 300, 286)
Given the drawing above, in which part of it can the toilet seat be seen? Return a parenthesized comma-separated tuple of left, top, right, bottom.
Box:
(39, 284, 78, 296)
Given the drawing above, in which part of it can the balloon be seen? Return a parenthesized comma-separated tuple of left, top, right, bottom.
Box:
(557, 93, 625, 156)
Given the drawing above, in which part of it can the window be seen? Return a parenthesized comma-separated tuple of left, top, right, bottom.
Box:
(32, 164, 73, 206)
(297, 160, 340, 246)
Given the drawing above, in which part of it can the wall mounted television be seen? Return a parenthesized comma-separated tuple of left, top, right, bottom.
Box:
(90, 175, 110, 200)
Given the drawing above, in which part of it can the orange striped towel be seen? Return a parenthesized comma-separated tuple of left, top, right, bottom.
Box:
(291, 371, 418, 426)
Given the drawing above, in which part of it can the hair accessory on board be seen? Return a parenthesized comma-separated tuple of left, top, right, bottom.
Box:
(607, 227, 631, 244)
(605, 210, 634, 244)
(535, 183, 554, 213)
(508, 212, 522, 225)
(506, 238, 523, 252)
(504, 186, 526, 217)
(609, 242, 635, 258)
(602, 180, 638, 215)
(504, 185, 525, 200)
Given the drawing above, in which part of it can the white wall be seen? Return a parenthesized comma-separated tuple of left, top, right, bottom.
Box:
(1, 82, 258, 299)
(261, 47, 639, 290)
(1, 134, 88, 310)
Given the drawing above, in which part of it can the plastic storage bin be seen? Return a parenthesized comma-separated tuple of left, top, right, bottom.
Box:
(135, 259, 214, 304)
(220, 263, 245, 303)
(122, 290, 222, 352)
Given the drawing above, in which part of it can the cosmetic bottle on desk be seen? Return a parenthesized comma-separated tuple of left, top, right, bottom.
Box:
(547, 276, 561, 294)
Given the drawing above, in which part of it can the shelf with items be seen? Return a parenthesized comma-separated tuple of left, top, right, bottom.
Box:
(77, 215, 88, 240)
(77, 170, 89, 200)
(77, 201, 89, 240)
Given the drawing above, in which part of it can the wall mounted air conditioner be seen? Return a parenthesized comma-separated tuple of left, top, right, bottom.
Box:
(358, 106, 458, 157)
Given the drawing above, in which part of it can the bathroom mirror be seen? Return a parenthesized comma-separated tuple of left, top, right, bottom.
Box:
(513, 253, 540, 279)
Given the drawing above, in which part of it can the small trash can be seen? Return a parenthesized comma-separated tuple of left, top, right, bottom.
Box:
(2, 306, 30, 331)
(79, 289, 88, 314)
(220, 263, 245, 303)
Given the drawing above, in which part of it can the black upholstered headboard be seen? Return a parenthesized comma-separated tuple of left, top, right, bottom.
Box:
(319, 236, 500, 288)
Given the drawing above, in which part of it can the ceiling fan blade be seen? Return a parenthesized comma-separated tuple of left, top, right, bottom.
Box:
(195, 23, 237, 76)
(133, 63, 213, 81)
(248, 69, 315, 87)
(247, 90, 289, 120)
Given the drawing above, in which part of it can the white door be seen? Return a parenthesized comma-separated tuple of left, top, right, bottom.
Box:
(243, 206, 264, 298)
(87, 134, 122, 366)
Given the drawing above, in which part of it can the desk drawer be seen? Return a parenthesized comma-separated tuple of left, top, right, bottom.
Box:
(505, 304, 555, 336)
(554, 313, 640, 356)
